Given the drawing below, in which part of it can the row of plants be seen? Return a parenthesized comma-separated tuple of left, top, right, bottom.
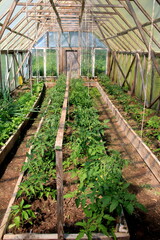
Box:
(98, 74, 160, 157)
(64, 78, 145, 239)
(0, 82, 43, 148)
(8, 75, 66, 230)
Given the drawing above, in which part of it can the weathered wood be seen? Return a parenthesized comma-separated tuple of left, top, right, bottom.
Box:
(136, 53, 145, 100)
(126, 0, 160, 76)
(122, 55, 136, 87)
(3, 232, 130, 240)
(108, 53, 114, 77)
(0, 54, 2, 91)
(131, 53, 138, 96)
(0, 0, 19, 40)
(149, 61, 154, 105)
(49, 0, 63, 32)
(96, 82, 160, 183)
(13, 52, 25, 80)
(55, 77, 69, 240)
(79, 0, 85, 25)
(148, 95, 160, 108)
(113, 52, 130, 88)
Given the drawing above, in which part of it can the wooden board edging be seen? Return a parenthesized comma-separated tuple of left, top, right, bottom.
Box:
(3, 232, 129, 240)
(96, 82, 160, 182)
(55, 77, 69, 239)
(0, 85, 45, 165)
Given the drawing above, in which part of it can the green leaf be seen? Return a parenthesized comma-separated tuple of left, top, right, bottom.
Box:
(75, 221, 86, 227)
(11, 205, 19, 210)
(19, 199, 24, 208)
(103, 214, 115, 221)
(102, 196, 111, 207)
(64, 192, 75, 198)
(75, 198, 80, 208)
(109, 200, 119, 213)
(98, 224, 109, 236)
(76, 231, 85, 240)
(8, 223, 16, 229)
(23, 204, 31, 209)
(22, 210, 29, 220)
(14, 216, 21, 227)
(84, 209, 92, 218)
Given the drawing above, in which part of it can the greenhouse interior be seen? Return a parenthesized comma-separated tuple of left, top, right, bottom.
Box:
(0, 0, 160, 240)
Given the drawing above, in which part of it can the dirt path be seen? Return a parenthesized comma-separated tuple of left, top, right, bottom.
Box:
(0, 119, 40, 226)
(94, 93, 160, 240)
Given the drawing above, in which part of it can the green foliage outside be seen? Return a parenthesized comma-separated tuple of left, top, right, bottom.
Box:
(46, 49, 57, 76)
(32, 49, 44, 76)
(95, 49, 106, 76)
(32, 49, 57, 77)
(81, 49, 92, 77)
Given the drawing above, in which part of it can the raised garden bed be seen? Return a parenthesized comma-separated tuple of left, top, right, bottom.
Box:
(92, 81, 160, 183)
(0, 83, 45, 165)
(97, 75, 160, 159)
(0, 77, 132, 240)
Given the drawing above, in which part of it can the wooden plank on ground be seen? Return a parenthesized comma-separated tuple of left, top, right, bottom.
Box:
(55, 76, 69, 240)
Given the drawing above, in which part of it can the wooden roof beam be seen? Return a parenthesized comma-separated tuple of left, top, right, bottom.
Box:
(125, 0, 160, 75)
(102, 17, 160, 39)
(79, 0, 85, 25)
(0, 22, 34, 44)
(49, 0, 63, 32)
(0, 0, 19, 40)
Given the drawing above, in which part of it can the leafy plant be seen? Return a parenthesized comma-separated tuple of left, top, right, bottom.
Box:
(9, 199, 36, 229)
(17, 75, 66, 201)
(64, 78, 145, 239)
(0, 82, 43, 147)
(98, 73, 160, 157)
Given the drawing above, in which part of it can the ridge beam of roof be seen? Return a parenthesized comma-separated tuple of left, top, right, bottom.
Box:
(0, 0, 19, 40)
(49, 0, 63, 32)
(79, 0, 85, 25)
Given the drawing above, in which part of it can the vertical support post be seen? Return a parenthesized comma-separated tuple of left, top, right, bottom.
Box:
(29, 51, 32, 80)
(150, 61, 154, 105)
(0, 53, 2, 92)
(131, 53, 138, 96)
(108, 51, 113, 77)
(44, 49, 46, 79)
(106, 49, 109, 75)
(13, 52, 16, 89)
(92, 48, 95, 77)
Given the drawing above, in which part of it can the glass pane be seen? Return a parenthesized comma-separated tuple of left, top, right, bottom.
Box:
(70, 32, 79, 47)
(49, 32, 58, 47)
(46, 49, 57, 76)
(34, 34, 47, 48)
(95, 49, 107, 76)
(32, 49, 44, 76)
(61, 32, 69, 47)
(81, 49, 92, 77)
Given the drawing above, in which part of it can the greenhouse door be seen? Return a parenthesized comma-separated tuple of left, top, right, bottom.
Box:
(66, 50, 79, 78)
